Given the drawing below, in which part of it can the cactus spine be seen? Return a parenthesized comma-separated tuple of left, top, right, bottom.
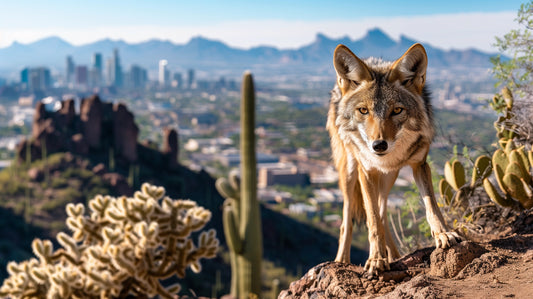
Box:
(216, 71, 263, 298)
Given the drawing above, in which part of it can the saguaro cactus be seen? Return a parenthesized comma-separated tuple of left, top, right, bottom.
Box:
(216, 71, 263, 298)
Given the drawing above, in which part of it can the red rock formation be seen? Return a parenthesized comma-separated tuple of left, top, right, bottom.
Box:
(162, 127, 179, 168)
(80, 95, 103, 149)
(112, 103, 138, 163)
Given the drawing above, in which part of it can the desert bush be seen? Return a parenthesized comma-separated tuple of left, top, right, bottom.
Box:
(0, 183, 219, 299)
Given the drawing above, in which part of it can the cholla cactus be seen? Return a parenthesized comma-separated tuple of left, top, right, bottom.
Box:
(0, 183, 219, 299)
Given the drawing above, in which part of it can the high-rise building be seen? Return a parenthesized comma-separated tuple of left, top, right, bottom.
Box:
(75, 65, 88, 87)
(91, 53, 103, 87)
(130, 65, 147, 89)
(187, 69, 195, 89)
(107, 48, 123, 87)
(66, 56, 75, 85)
(22, 67, 51, 91)
(173, 72, 183, 89)
(20, 67, 29, 86)
(158, 59, 170, 87)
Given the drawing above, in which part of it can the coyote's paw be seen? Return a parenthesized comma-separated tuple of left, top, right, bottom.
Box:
(434, 231, 463, 249)
(364, 257, 390, 277)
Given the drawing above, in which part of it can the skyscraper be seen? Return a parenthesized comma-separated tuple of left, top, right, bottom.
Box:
(173, 72, 183, 89)
(187, 69, 195, 89)
(158, 59, 170, 88)
(130, 65, 147, 89)
(20, 67, 29, 86)
(22, 67, 51, 91)
(91, 52, 103, 87)
(75, 65, 88, 87)
(107, 48, 123, 88)
(66, 56, 75, 85)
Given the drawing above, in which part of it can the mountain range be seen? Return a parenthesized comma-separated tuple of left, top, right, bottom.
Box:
(0, 28, 500, 78)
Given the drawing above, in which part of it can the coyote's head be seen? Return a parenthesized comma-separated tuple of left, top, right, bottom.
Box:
(331, 43, 434, 169)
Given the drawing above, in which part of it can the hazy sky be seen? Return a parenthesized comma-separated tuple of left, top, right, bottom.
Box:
(0, 0, 526, 52)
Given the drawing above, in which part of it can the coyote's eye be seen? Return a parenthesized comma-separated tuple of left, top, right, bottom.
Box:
(358, 107, 368, 115)
(392, 107, 404, 115)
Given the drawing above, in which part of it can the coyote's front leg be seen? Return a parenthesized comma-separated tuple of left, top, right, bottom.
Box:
(412, 161, 463, 248)
(335, 164, 358, 263)
(359, 167, 389, 276)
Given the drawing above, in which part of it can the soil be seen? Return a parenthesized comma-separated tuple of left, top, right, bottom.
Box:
(279, 209, 533, 298)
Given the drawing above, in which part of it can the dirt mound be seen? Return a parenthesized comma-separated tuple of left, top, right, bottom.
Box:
(279, 233, 533, 298)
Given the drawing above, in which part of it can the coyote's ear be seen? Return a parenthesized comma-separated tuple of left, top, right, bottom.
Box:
(389, 43, 427, 94)
(333, 44, 372, 94)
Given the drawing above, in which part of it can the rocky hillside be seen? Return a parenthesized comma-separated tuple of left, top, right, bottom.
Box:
(280, 210, 533, 298)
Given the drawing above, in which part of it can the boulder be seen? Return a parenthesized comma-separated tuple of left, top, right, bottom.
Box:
(429, 241, 486, 278)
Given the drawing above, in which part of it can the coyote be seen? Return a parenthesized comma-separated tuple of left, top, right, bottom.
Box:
(327, 43, 462, 275)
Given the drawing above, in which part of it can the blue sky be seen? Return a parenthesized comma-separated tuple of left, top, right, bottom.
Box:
(0, 0, 526, 51)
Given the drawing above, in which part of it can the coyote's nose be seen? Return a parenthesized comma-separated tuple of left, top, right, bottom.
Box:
(372, 140, 388, 153)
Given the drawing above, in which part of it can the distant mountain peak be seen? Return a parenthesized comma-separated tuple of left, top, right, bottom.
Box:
(363, 28, 396, 47)
(399, 34, 418, 46)
(315, 33, 331, 41)
(0, 28, 499, 75)
(28, 36, 73, 48)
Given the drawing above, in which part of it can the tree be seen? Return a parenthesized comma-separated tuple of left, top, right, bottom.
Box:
(491, 1, 533, 145)
(492, 1, 533, 92)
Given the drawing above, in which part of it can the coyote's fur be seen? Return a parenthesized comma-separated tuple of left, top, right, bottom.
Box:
(327, 43, 462, 275)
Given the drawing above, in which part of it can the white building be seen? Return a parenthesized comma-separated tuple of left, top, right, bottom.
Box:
(158, 59, 170, 87)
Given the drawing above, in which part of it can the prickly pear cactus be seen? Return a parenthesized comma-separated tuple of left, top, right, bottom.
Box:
(0, 183, 219, 299)
(215, 71, 263, 299)
(491, 86, 517, 140)
(483, 140, 533, 209)
(440, 87, 533, 212)
(439, 154, 492, 207)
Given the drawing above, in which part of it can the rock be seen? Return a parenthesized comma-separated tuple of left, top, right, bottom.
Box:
(70, 134, 89, 155)
(27, 167, 44, 181)
(57, 98, 76, 129)
(455, 252, 506, 279)
(92, 163, 106, 175)
(16, 138, 41, 163)
(377, 275, 440, 299)
(429, 241, 486, 278)
(162, 127, 179, 168)
(80, 95, 103, 149)
(279, 261, 391, 298)
(31, 101, 46, 138)
(112, 103, 138, 163)
(102, 173, 132, 196)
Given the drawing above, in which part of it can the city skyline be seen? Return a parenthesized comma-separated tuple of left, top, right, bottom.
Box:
(0, 0, 525, 52)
